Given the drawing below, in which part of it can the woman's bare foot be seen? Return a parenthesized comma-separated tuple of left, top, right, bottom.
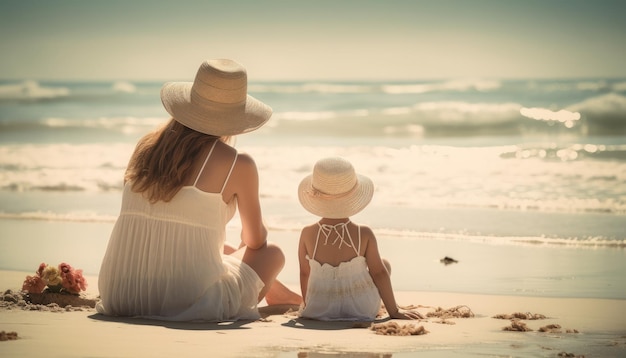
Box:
(264, 280, 302, 306)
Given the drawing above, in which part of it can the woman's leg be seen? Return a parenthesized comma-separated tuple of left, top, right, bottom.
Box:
(230, 242, 302, 305)
(264, 280, 303, 306)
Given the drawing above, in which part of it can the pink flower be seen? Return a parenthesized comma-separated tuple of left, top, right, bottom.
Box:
(22, 263, 48, 293)
(59, 262, 88, 294)
(59, 262, 71, 274)
(37, 262, 46, 276)
(22, 275, 46, 293)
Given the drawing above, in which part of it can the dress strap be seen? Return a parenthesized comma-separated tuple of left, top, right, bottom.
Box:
(310, 225, 322, 260)
(356, 225, 362, 256)
(193, 140, 218, 187)
(220, 151, 238, 194)
(314, 221, 359, 257)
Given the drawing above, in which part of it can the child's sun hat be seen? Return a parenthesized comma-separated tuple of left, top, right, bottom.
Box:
(298, 157, 374, 218)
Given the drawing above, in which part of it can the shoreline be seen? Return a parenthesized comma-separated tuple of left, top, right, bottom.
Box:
(1, 270, 625, 357)
(2, 218, 624, 300)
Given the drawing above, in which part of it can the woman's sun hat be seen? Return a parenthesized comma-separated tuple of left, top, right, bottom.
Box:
(160, 59, 272, 136)
(298, 157, 374, 219)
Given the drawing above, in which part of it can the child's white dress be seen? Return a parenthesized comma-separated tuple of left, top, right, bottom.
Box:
(97, 141, 263, 321)
(300, 222, 381, 321)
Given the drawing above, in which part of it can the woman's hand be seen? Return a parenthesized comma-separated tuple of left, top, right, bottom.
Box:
(388, 308, 424, 320)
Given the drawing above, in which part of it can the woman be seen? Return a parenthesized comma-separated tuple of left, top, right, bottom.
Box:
(97, 59, 301, 321)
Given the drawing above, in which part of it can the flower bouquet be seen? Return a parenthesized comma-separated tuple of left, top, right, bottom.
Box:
(16, 262, 96, 309)
(22, 262, 88, 295)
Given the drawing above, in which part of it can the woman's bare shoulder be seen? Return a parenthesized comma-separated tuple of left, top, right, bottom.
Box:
(216, 144, 256, 178)
(213, 140, 238, 157)
(235, 152, 255, 166)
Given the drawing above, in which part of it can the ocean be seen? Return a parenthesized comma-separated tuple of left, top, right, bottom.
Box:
(1, 78, 625, 299)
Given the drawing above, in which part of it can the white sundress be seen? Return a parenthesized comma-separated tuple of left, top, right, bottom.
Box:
(96, 141, 264, 321)
(299, 221, 381, 321)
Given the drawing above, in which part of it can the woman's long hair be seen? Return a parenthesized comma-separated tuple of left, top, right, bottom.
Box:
(125, 119, 224, 203)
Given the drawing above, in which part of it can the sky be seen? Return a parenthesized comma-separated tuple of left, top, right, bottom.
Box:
(1, 0, 625, 81)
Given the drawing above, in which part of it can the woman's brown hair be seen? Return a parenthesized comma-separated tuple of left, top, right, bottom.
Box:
(125, 119, 223, 203)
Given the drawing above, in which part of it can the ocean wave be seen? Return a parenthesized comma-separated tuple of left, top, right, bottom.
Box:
(612, 81, 626, 92)
(372, 228, 626, 249)
(520, 107, 580, 128)
(437, 197, 626, 215)
(0, 116, 165, 136)
(250, 83, 375, 94)
(42, 116, 164, 131)
(1, 78, 623, 104)
(227, 215, 626, 248)
(256, 80, 626, 138)
(500, 143, 626, 162)
(568, 93, 626, 134)
(273, 101, 523, 129)
(1, 209, 622, 249)
(2, 138, 625, 217)
(382, 79, 502, 94)
(0, 81, 69, 101)
(250, 79, 503, 95)
(268, 93, 626, 137)
(410, 101, 521, 125)
(0, 143, 130, 192)
(533, 80, 606, 93)
(251, 78, 626, 96)
(252, 144, 626, 215)
(112, 81, 137, 93)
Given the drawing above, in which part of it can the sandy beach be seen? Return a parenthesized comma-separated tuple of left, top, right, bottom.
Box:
(1, 269, 625, 358)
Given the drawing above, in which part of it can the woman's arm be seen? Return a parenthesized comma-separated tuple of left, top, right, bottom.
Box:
(230, 153, 267, 250)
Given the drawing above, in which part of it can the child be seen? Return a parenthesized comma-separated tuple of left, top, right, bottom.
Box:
(297, 157, 422, 321)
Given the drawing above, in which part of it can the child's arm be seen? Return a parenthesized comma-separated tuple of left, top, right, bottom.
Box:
(298, 230, 311, 303)
(364, 228, 423, 320)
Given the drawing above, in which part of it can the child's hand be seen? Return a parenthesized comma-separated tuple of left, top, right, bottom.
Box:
(388, 308, 424, 320)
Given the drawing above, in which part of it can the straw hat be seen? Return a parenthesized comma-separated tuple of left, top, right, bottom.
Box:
(298, 157, 374, 219)
(160, 59, 272, 136)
